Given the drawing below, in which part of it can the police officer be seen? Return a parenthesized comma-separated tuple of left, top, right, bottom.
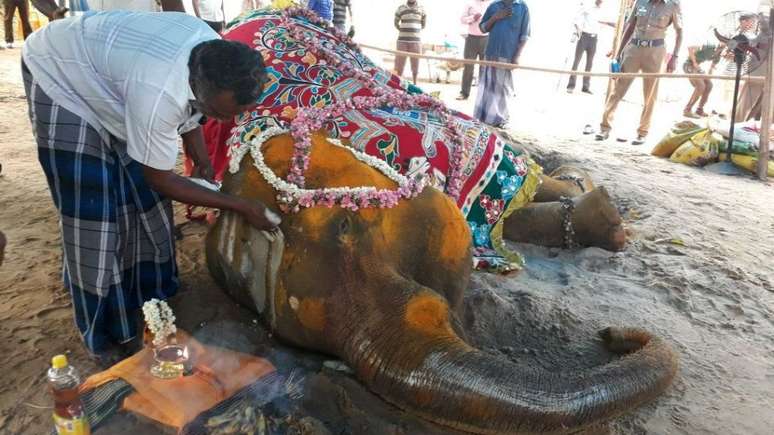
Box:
(596, 0, 683, 145)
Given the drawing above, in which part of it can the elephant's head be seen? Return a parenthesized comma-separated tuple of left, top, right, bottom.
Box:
(206, 132, 678, 434)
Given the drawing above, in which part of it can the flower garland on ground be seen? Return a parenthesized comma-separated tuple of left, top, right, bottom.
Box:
(142, 299, 177, 346)
(271, 7, 470, 204)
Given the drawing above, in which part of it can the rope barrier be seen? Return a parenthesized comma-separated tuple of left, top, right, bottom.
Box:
(359, 43, 765, 84)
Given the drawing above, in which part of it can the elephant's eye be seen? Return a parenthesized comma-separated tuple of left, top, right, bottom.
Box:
(338, 216, 351, 236)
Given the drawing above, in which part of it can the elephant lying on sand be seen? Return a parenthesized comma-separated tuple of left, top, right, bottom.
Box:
(206, 131, 678, 434)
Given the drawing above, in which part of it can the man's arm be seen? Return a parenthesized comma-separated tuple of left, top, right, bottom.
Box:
(160, 0, 186, 12)
(480, 5, 509, 34)
(667, 27, 683, 73)
(30, 0, 67, 20)
(191, 0, 201, 17)
(142, 166, 281, 230)
(181, 126, 215, 182)
(394, 9, 401, 31)
(615, 16, 636, 59)
(687, 46, 698, 68)
(512, 5, 530, 64)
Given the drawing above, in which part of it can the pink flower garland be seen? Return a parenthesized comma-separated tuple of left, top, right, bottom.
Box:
(273, 7, 469, 213)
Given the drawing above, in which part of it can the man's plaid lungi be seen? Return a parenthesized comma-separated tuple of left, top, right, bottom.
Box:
(22, 63, 178, 354)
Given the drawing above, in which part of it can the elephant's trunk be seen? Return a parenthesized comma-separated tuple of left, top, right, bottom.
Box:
(339, 289, 678, 434)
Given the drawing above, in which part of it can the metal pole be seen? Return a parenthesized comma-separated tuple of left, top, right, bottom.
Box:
(756, 8, 774, 180)
(726, 54, 744, 163)
(604, 0, 630, 103)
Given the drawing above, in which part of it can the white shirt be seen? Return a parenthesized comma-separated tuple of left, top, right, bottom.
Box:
(574, 3, 604, 35)
(23, 11, 218, 170)
(197, 0, 225, 22)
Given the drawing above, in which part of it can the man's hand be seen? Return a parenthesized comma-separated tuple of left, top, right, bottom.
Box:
(191, 161, 215, 183)
(52, 7, 68, 19)
(473, 12, 482, 21)
(236, 200, 282, 231)
(666, 56, 677, 73)
(493, 8, 512, 21)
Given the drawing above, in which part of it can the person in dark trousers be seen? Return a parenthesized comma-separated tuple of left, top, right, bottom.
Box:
(566, 0, 615, 94)
(457, 0, 490, 100)
(3, 0, 33, 48)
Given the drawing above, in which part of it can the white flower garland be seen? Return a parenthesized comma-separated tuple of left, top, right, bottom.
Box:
(229, 126, 424, 211)
(142, 299, 177, 347)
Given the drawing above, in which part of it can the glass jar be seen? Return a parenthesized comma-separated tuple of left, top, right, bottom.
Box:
(145, 329, 189, 379)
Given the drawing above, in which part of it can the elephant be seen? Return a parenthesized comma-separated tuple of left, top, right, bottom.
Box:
(205, 131, 679, 434)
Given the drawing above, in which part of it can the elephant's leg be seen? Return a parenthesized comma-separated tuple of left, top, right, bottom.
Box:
(533, 166, 595, 203)
(504, 187, 626, 251)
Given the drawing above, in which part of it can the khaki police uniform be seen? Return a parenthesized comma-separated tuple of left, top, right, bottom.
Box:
(601, 0, 682, 137)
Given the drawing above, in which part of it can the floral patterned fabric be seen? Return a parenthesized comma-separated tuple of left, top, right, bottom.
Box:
(213, 10, 542, 273)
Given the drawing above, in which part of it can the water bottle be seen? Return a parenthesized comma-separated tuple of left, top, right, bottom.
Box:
(48, 355, 91, 435)
(610, 59, 622, 73)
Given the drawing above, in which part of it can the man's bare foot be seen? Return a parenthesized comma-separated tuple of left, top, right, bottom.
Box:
(572, 187, 626, 251)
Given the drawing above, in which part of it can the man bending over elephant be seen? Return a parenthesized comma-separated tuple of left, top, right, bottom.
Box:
(201, 7, 626, 274)
(22, 10, 279, 364)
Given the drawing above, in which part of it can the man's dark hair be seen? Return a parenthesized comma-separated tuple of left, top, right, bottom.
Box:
(188, 40, 267, 105)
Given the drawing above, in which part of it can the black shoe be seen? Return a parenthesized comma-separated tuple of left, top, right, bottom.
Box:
(595, 131, 609, 141)
(631, 135, 647, 146)
(582, 89, 593, 95)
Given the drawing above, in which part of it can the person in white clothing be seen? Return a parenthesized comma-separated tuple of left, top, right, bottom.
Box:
(192, 0, 225, 33)
(566, 0, 614, 94)
(21, 11, 278, 363)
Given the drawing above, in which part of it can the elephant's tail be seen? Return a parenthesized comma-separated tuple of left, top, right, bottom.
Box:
(342, 290, 678, 435)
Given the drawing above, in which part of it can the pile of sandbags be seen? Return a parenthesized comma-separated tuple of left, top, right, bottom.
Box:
(652, 121, 774, 176)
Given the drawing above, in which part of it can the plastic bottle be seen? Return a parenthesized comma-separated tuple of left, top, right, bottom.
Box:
(610, 59, 622, 73)
(48, 355, 91, 435)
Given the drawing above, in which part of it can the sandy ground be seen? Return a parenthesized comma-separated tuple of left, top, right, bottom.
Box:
(2, 41, 774, 435)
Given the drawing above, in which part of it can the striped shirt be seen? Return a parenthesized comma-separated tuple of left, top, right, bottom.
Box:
(332, 0, 350, 28)
(395, 3, 426, 42)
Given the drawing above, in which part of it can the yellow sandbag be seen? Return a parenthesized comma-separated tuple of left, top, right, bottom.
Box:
(718, 153, 774, 176)
(652, 121, 704, 158)
(669, 131, 720, 167)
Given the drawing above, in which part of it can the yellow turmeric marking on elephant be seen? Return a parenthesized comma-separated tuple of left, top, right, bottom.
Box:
(433, 196, 471, 264)
(297, 298, 326, 332)
(404, 292, 454, 335)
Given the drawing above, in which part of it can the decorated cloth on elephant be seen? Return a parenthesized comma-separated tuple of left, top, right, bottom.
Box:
(206, 10, 542, 273)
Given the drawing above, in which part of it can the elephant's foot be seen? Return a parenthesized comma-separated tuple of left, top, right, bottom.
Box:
(503, 187, 626, 251)
(533, 166, 595, 202)
(573, 187, 626, 251)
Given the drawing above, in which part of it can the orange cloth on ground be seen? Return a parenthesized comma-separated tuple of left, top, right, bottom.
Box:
(80, 330, 275, 430)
